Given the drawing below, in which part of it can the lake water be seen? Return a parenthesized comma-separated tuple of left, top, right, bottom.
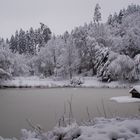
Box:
(0, 88, 140, 138)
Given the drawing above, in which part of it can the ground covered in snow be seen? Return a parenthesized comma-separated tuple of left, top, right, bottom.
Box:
(1, 76, 140, 88)
(1, 117, 140, 140)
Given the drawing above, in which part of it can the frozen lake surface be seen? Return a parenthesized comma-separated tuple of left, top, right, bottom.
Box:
(0, 88, 140, 138)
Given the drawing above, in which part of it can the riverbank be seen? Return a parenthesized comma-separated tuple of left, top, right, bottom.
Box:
(0, 76, 139, 89)
(1, 116, 140, 140)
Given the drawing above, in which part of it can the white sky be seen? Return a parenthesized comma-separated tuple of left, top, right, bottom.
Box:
(0, 0, 140, 39)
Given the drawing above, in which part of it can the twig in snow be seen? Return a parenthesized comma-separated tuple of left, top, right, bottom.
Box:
(26, 119, 43, 135)
(101, 98, 107, 118)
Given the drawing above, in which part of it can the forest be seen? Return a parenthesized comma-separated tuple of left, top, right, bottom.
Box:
(1, 4, 140, 83)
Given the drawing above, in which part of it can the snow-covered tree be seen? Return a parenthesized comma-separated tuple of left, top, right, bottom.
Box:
(53, 34, 80, 79)
(64, 36, 79, 79)
(94, 46, 110, 79)
(93, 3, 101, 25)
(134, 54, 140, 76)
(40, 22, 52, 43)
(121, 27, 140, 58)
(0, 44, 13, 72)
(35, 48, 54, 77)
(11, 53, 30, 76)
(18, 29, 27, 54)
(0, 43, 14, 81)
(85, 36, 97, 75)
(118, 12, 140, 57)
(72, 26, 88, 74)
(9, 31, 19, 53)
(1, 3, 140, 83)
(110, 55, 137, 81)
(9, 23, 51, 55)
(97, 52, 138, 82)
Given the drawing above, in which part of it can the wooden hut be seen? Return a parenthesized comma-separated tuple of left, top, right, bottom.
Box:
(129, 86, 140, 98)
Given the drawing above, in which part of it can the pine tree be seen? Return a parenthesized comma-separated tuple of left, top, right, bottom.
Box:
(118, 10, 124, 24)
(107, 14, 113, 25)
(18, 29, 27, 54)
(27, 28, 36, 55)
(9, 35, 16, 52)
(93, 3, 101, 25)
(9, 31, 19, 53)
(40, 22, 51, 43)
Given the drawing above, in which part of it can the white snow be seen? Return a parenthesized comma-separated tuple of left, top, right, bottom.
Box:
(82, 77, 124, 88)
(1, 76, 139, 88)
(110, 96, 140, 103)
(79, 118, 140, 140)
(1, 76, 69, 88)
(1, 117, 140, 140)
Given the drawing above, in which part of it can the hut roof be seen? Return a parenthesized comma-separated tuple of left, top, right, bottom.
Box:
(129, 86, 140, 94)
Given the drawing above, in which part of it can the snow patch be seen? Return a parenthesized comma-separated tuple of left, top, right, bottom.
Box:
(1, 117, 140, 140)
(110, 96, 140, 103)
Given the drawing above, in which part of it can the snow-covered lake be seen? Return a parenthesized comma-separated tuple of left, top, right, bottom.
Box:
(0, 88, 139, 138)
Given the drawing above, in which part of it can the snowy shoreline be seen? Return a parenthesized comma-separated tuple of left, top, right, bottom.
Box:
(1, 116, 140, 140)
(0, 76, 139, 89)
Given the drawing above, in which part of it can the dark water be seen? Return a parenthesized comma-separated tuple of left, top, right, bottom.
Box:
(0, 88, 139, 138)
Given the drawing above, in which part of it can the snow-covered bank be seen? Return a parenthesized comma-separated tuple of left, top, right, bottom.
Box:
(1, 76, 69, 88)
(1, 76, 140, 89)
(1, 117, 140, 140)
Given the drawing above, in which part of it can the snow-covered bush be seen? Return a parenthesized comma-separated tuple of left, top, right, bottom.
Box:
(70, 77, 84, 86)
(109, 55, 138, 81)
(47, 123, 81, 140)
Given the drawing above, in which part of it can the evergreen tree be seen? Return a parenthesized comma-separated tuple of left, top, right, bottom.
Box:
(118, 10, 124, 24)
(9, 35, 16, 52)
(107, 14, 113, 25)
(9, 31, 19, 53)
(9, 23, 51, 55)
(40, 22, 52, 43)
(18, 29, 27, 54)
(93, 3, 101, 25)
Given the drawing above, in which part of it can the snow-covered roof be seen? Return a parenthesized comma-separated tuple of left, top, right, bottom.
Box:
(129, 85, 140, 94)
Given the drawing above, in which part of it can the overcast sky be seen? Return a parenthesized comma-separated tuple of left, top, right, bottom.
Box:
(0, 0, 140, 39)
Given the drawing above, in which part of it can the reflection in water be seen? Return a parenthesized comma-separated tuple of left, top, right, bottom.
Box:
(0, 88, 139, 138)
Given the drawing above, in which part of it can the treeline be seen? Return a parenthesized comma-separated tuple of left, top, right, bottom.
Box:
(0, 4, 140, 82)
(9, 23, 51, 55)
